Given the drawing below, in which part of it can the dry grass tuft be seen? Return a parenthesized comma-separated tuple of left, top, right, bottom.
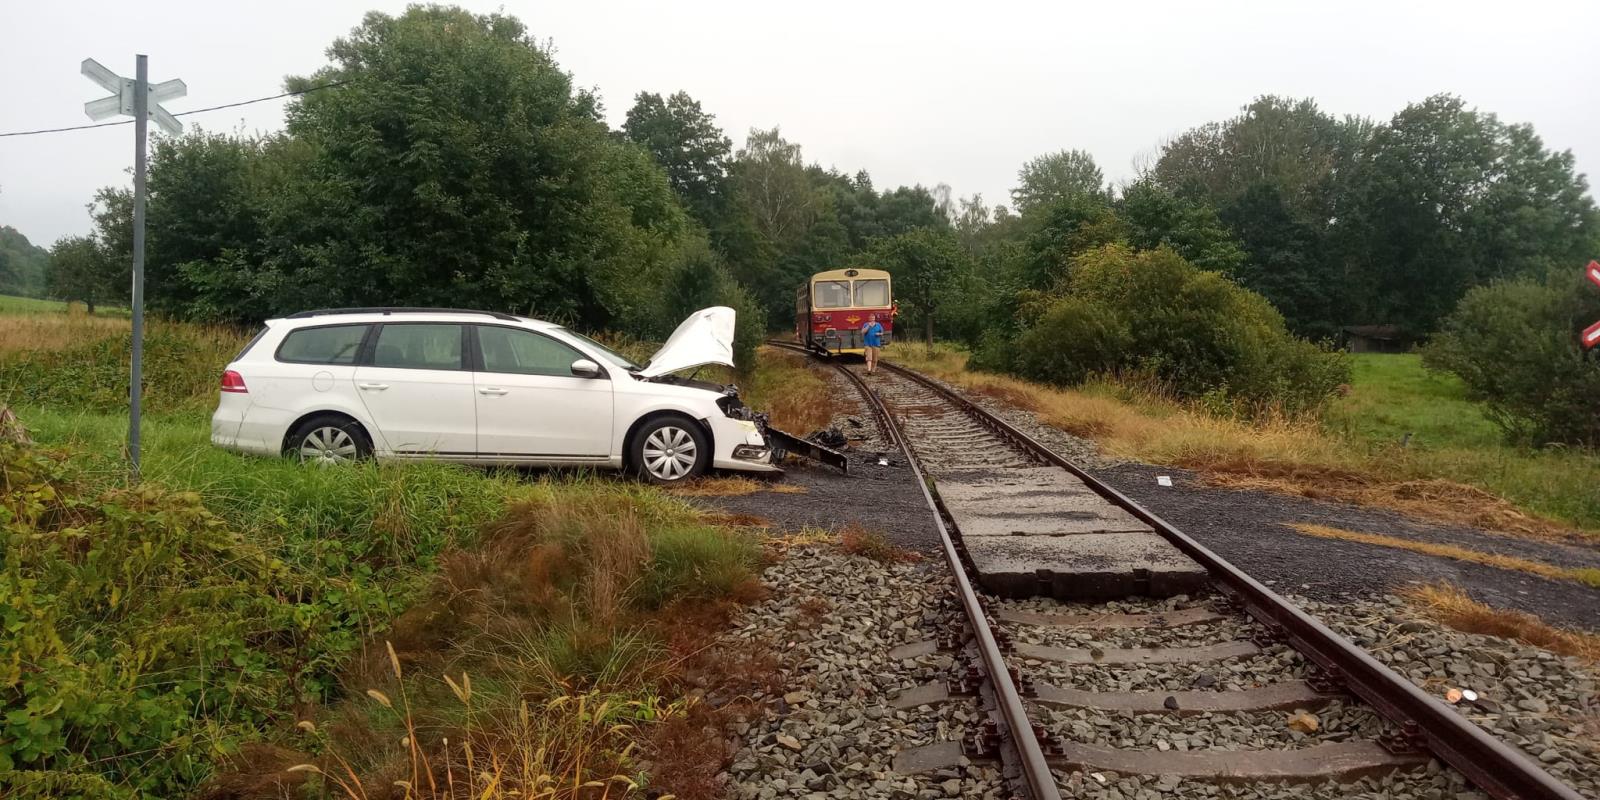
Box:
(1288, 523, 1600, 588)
(838, 524, 921, 564)
(1402, 582, 1600, 663)
(698, 510, 772, 528)
(253, 480, 765, 799)
(669, 476, 766, 497)
(767, 483, 808, 494)
(0, 308, 129, 354)
(746, 346, 838, 435)
(1212, 473, 1577, 542)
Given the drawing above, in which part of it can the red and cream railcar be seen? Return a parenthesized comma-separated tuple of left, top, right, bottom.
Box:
(794, 268, 893, 355)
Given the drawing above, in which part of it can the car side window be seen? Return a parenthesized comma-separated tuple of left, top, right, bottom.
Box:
(477, 326, 589, 377)
(277, 324, 369, 364)
(371, 324, 463, 370)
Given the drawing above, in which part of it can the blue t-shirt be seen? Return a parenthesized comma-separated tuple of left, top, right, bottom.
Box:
(862, 321, 884, 347)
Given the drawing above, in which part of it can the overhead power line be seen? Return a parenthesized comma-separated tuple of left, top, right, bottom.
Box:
(0, 80, 351, 138)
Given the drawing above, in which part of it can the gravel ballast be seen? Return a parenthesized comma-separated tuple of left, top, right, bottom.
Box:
(720, 545, 1006, 799)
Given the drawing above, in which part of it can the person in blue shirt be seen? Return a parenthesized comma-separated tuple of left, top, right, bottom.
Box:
(861, 313, 884, 374)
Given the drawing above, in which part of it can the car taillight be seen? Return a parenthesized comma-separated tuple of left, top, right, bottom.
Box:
(220, 370, 248, 393)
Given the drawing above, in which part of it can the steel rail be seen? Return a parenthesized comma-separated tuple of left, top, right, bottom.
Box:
(770, 341, 1061, 800)
(873, 358, 1583, 800)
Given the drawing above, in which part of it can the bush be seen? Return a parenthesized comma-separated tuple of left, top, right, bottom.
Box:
(0, 321, 246, 414)
(1000, 245, 1347, 414)
(1422, 276, 1600, 446)
(0, 437, 514, 799)
(1010, 296, 1132, 386)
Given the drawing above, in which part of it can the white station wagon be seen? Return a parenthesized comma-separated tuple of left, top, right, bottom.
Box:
(211, 306, 778, 484)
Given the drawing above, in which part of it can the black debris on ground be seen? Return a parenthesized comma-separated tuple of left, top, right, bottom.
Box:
(1094, 462, 1600, 632)
(697, 361, 939, 554)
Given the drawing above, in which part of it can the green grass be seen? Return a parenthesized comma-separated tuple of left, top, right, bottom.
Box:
(1325, 353, 1503, 449)
(0, 293, 128, 316)
(2, 307, 766, 798)
(1322, 354, 1600, 532)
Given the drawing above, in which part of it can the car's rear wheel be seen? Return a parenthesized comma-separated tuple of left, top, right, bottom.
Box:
(632, 415, 708, 485)
(287, 415, 372, 466)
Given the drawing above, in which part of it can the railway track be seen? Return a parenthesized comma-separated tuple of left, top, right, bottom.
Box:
(766, 340, 1583, 800)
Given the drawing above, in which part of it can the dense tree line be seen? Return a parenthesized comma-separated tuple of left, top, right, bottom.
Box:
(1151, 95, 1598, 338)
(38, 7, 1596, 421)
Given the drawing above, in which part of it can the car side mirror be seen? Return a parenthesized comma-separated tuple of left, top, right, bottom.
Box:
(570, 358, 602, 378)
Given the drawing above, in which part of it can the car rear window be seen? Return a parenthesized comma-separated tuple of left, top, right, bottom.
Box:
(234, 327, 269, 360)
(277, 324, 369, 365)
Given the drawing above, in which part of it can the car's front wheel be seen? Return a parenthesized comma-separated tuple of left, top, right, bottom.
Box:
(632, 415, 709, 485)
(286, 415, 373, 466)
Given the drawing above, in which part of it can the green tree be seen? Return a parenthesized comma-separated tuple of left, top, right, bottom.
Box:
(622, 90, 732, 227)
(142, 130, 283, 318)
(1152, 96, 1365, 221)
(862, 229, 968, 349)
(1423, 274, 1600, 446)
(1150, 97, 1372, 334)
(730, 127, 820, 248)
(1338, 95, 1598, 332)
(1117, 181, 1246, 274)
(1011, 149, 1106, 213)
(1219, 183, 1337, 338)
(1020, 194, 1126, 290)
(46, 235, 121, 313)
(0, 226, 51, 298)
(108, 6, 690, 332)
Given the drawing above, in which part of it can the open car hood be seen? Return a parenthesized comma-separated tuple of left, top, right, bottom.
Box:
(637, 306, 737, 378)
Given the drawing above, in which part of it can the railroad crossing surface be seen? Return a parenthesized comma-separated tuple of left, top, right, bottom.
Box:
(756, 341, 1587, 800)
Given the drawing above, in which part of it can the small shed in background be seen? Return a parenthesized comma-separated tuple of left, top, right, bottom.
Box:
(1341, 324, 1410, 353)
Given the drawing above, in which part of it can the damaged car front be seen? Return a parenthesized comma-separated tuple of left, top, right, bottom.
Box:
(560, 306, 780, 476)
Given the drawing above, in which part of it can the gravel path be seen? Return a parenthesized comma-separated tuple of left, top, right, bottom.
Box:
(720, 545, 1006, 799)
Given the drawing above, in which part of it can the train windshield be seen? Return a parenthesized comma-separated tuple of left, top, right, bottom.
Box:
(815, 280, 852, 308)
(854, 279, 889, 306)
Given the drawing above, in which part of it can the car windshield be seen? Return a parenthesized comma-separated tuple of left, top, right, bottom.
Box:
(557, 328, 642, 370)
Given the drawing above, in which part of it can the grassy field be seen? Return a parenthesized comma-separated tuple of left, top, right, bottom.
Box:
(0, 293, 129, 316)
(891, 345, 1600, 538)
(0, 303, 769, 799)
(1325, 354, 1503, 449)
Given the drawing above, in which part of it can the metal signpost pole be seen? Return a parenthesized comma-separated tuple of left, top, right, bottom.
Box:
(81, 56, 184, 479)
(129, 55, 148, 476)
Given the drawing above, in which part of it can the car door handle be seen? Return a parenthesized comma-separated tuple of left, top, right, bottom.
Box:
(477, 387, 509, 396)
(358, 382, 389, 390)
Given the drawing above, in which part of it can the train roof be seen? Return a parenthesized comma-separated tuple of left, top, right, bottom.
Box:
(811, 267, 890, 281)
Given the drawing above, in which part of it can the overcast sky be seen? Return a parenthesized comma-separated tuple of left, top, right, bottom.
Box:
(2, 0, 1597, 247)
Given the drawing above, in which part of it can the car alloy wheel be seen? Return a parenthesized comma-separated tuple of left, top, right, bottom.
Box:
(299, 425, 358, 465)
(642, 425, 698, 481)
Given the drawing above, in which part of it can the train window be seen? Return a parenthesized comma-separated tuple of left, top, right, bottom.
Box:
(815, 280, 852, 308)
(854, 279, 888, 306)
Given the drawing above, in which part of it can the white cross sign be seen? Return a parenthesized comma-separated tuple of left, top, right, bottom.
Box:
(82, 57, 186, 135)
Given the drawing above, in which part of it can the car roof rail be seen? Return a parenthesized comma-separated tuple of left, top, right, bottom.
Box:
(284, 307, 522, 322)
